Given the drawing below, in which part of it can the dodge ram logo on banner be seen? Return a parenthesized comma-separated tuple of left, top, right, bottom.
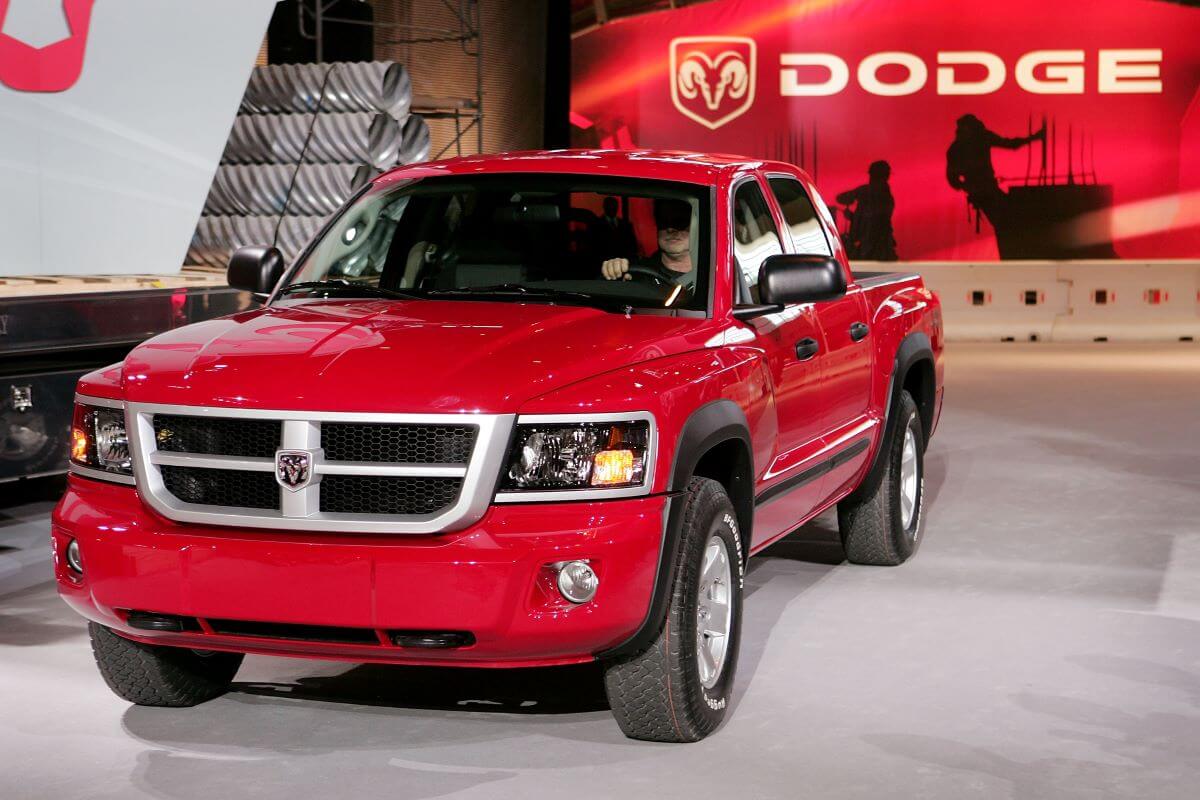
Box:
(670, 36, 756, 129)
(571, 0, 1200, 262)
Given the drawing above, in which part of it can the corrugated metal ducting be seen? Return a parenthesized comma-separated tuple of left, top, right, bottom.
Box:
(187, 58, 428, 268)
(188, 1, 545, 270)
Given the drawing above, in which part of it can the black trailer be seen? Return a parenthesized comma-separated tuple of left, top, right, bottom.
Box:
(1, 269, 253, 482)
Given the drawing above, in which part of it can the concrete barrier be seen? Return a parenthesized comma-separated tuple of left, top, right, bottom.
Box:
(862, 260, 1200, 342)
(909, 263, 1068, 342)
(1054, 262, 1199, 342)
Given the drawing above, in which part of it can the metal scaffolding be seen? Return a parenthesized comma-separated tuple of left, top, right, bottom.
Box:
(295, 0, 484, 157)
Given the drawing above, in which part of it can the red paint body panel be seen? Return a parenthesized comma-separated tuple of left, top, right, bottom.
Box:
(119, 300, 719, 415)
(54, 474, 665, 664)
(57, 150, 944, 665)
(372, 149, 760, 189)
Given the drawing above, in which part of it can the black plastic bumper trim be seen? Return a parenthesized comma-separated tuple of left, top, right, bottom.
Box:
(389, 630, 476, 649)
(126, 611, 202, 633)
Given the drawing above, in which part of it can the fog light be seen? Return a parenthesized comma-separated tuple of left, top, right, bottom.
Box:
(65, 539, 83, 574)
(556, 560, 598, 604)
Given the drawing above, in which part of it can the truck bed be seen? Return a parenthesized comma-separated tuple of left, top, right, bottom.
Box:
(854, 270, 921, 289)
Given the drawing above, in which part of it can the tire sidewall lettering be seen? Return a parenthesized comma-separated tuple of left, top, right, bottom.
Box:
(723, 511, 745, 588)
(697, 510, 741, 715)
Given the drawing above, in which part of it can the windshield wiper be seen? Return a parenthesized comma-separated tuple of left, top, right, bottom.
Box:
(276, 280, 423, 301)
(424, 284, 623, 310)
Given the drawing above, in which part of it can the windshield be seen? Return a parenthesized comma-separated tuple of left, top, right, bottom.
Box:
(281, 174, 712, 313)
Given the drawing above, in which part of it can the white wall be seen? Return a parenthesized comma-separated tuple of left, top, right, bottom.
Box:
(0, 0, 276, 277)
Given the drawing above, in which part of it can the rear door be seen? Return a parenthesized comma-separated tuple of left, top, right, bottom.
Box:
(731, 175, 829, 548)
(768, 175, 875, 500)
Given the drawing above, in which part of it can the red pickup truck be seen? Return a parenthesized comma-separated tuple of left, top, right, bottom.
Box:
(54, 150, 943, 742)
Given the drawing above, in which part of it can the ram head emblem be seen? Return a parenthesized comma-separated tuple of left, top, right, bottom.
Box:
(275, 450, 312, 492)
(669, 37, 756, 130)
(677, 50, 750, 111)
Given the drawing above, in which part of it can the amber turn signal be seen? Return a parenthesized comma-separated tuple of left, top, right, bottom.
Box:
(71, 427, 89, 462)
(591, 449, 636, 486)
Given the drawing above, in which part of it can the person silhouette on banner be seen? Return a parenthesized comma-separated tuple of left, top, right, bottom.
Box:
(836, 160, 897, 261)
(946, 114, 1045, 238)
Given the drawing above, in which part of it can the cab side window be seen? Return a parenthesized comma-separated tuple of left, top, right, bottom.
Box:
(768, 177, 832, 257)
(732, 180, 784, 302)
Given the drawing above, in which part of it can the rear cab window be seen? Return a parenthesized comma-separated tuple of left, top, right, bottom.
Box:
(767, 176, 832, 257)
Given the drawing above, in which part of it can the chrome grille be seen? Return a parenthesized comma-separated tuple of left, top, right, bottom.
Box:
(128, 403, 515, 533)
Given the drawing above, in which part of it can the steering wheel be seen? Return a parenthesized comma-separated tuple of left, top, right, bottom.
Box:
(623, 264, 673, 288)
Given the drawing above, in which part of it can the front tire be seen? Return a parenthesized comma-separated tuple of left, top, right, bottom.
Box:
(838, 390, 925, 566)
(603, 477, 744, 742)
(89, 623, 244, 707)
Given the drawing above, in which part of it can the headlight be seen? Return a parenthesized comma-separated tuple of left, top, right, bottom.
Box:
(70, 400, 133, 481)
(500, 418, 651, 494)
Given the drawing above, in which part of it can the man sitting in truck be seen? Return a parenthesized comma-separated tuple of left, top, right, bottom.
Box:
(599, 198, 695, 294)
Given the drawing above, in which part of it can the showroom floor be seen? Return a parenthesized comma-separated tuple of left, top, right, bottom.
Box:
(2, 343, 1199, 800)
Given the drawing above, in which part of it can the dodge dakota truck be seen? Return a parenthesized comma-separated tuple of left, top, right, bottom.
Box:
(54, 150, 943, 742)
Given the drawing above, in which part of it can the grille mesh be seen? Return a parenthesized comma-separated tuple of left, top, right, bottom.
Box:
(161, 466, 280, 510)
(154, 415, 280, 458)
(319, 475, 462, 515)
(322, 423, 476, 464)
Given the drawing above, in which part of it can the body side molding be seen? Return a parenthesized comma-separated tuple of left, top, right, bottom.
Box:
(754, 438, 869, 507)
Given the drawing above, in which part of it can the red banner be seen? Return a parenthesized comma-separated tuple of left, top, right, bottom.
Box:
(571, 0, 1200, 261)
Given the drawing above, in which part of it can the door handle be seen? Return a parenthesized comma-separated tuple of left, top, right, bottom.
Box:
(850, 322, 869, 342)
(795, 337, 820, 361)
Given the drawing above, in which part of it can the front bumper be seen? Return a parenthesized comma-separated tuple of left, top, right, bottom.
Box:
(53, 475, 667, 667)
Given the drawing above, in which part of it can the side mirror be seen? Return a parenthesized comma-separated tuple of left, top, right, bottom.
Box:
(758, 254, 847, 306)
(227, 245, 285, 296)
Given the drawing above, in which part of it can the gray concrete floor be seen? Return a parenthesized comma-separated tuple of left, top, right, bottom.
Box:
(2, 342, 1199, 800)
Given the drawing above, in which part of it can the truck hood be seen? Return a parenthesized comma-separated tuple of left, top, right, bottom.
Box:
(120, 299, 715, 413)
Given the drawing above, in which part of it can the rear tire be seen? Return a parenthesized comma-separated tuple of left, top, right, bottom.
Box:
(89, 623, 243, 707)
(603, 477, 744, 742)
(838, 390, 925, 566)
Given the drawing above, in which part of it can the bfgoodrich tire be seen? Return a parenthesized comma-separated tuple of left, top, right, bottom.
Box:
(603, 477, 744, 742)
(89, 623, 244, 707)
(838, 389, 925, 566)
